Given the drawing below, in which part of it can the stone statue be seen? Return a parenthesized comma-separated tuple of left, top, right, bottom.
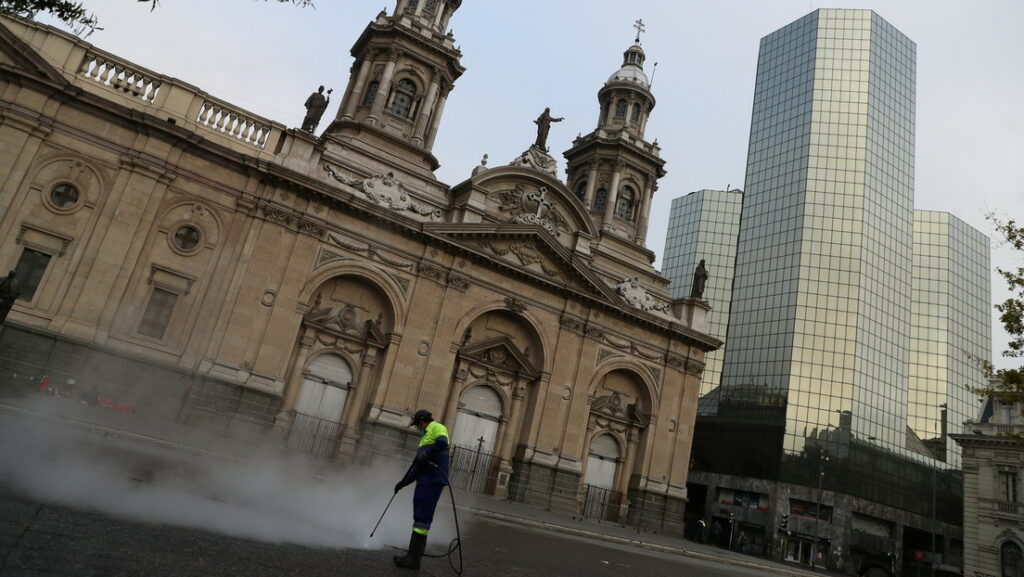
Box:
(301, 85, 332, 133)
(533, 107, 563, 150)
(0, 270, 19, 324)
(690, 259, 708, 299)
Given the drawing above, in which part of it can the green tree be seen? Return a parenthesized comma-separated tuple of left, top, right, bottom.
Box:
(0, 0, 313, 37)
(977, 214, 1024, 395)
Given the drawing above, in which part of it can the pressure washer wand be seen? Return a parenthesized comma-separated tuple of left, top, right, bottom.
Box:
(369, 491, 397, 539)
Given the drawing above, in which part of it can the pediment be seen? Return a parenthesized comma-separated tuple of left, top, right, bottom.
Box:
(304, 304, 387, 347)
(0, 17, 71, 86)
(459, 336, 539, 380)
(426, 223, 619, 301)
(450, 166, 598, 248)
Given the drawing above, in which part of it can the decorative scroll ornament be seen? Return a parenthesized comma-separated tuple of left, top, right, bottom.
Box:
(612, 276, 671, 314)
(509, 146, 558, 177)
(495, 184, 570, 237)
(323, 164, 441, 220)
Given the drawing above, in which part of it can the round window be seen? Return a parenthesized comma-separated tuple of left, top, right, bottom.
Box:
(173, 225, 202, 251)
(50, 183, 79, 209)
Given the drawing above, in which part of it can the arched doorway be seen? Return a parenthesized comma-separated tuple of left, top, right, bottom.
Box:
(450, 385, 502, 494)
(1002, 541, 1024, 577)
(287, 353, 352, 458)
(583, 433, 621, 521)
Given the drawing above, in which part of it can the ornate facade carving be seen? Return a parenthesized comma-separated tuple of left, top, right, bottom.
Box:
(504, 296, 526, 314)
(509, 146, 558, 177)
(611, 276, 670, 314)
(323, 164, 441, 219)
(494, 184, 570, 237)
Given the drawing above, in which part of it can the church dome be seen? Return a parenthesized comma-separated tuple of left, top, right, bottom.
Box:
(606, 43, 649, 88)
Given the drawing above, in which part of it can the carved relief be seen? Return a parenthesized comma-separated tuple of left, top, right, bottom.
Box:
(263, 206, 291, 226)
(323, 233, 413, 270)
(298, 219, 324, 237)
(483, 239, 564, 280)
(315, 248, 352, 269)
(494, 184, 571, 237)
(418, 261, 445, 283)
(447, 272, 470, 292)
(665, 354, 685, 370)
(323, 164, 441, 219)
(560, 314, 584, 334)
(612, 276, 670, 313)
(684, 358, 705, 375)
(504, 296, 526, 314)
(509, 147, 558, 177)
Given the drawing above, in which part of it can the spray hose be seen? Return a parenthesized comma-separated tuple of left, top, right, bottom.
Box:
(372, 461, 463, 575)
(421, 464, 463, 576)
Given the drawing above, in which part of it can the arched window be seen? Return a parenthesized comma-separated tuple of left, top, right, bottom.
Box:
(361, 81, 379, 107)
(614, 99, 627, 118)
(631, 103, 641, 123)
(575, 180, 588, 203)
(389, 78, 417, 118)
(1003, 541, 1024, 577)
(593, 188, 607, 214)
(616, 185, 636, 220)
(424, 0, 438, 12)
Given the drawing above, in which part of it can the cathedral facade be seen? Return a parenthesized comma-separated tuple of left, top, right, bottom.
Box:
(0, 1, 718, 531)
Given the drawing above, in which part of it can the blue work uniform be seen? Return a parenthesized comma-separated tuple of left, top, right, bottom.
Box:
(397, 421, 450, 535)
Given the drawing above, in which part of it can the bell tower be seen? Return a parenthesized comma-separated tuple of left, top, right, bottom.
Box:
(325, 1, 465, 177)
(563, 20, 666, 247)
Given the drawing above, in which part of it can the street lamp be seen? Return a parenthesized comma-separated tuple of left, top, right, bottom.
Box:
(931, 403, 946, 577)
(811, 452, 829, 570)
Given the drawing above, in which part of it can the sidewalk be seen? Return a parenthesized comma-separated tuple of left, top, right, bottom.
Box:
(0, 399, 842, 577)
(457, 491, 842, 577)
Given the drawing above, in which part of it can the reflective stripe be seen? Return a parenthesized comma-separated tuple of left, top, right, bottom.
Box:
(413, 527, 429, 535)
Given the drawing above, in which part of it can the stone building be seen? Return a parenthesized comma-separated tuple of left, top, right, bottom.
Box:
(954, 393, 1024, 577)
(0, 2, 718, 530)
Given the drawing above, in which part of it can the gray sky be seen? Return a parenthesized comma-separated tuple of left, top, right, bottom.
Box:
(42, 0, 1024, 369)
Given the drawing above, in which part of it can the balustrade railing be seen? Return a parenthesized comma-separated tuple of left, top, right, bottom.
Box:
(78, 50, 162, 103)
(196, 99, 273, 149)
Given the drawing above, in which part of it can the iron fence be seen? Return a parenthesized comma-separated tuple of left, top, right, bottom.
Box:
(286, 412, 340, 459)
(582, 484, 620, 522)
(449, 444, 496, 495)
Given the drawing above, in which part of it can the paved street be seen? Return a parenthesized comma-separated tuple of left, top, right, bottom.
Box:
(0, 487, 793, 577)
(0, 404, 829, 577)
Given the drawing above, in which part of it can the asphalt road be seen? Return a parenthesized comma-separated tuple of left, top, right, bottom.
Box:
(0, 486, 785, 577)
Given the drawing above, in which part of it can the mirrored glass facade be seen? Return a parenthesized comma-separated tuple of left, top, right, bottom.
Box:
(910, 211, 991, 467)
(662, 189, 743, 395)
(722, 8, 917, 460)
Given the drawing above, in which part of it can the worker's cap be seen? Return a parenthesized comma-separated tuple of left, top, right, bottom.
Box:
(409, 409, 433, 426)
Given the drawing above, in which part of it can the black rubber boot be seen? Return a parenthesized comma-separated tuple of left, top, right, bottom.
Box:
(393, 531, 427, 570)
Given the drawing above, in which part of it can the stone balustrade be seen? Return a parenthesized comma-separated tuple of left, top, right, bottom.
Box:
(195, 97, 273, 149)
(78, 49, 162, 103)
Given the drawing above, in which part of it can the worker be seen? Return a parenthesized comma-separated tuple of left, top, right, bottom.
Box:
(393, 409, 450, 570)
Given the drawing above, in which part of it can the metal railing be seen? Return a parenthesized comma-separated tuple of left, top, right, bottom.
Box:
(582, 484, 620, 522)
(286, 412, 340, 459)
(449, 444, 496, 495)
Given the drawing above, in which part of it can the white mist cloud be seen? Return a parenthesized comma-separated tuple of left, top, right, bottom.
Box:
(0, 410, 462, 552)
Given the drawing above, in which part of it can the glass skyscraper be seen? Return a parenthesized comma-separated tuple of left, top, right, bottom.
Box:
(662, 189, 742, 396)
(910, 210, 991, 467)
(670, 10, 991, 571)
(722, 8, 917, 461)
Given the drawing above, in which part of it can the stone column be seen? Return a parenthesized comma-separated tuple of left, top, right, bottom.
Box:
(433, 2, 445, 26)
(368, 49, 401, 125)
(341, 53, 374, 120)
(443, 363, 469, 424)
(413, 0, 424, 15)
(337, 349, 380, 459)
(424, 87, 449, 149)
(274, 327, 315, 431)
(602, 161, 624, 227)
(412, 67, 441, 145)
(635, 175, 655, 244)
(617, 428, 641, 520)
(584, 161, 599, 210)
(493, 382, 527, 499)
